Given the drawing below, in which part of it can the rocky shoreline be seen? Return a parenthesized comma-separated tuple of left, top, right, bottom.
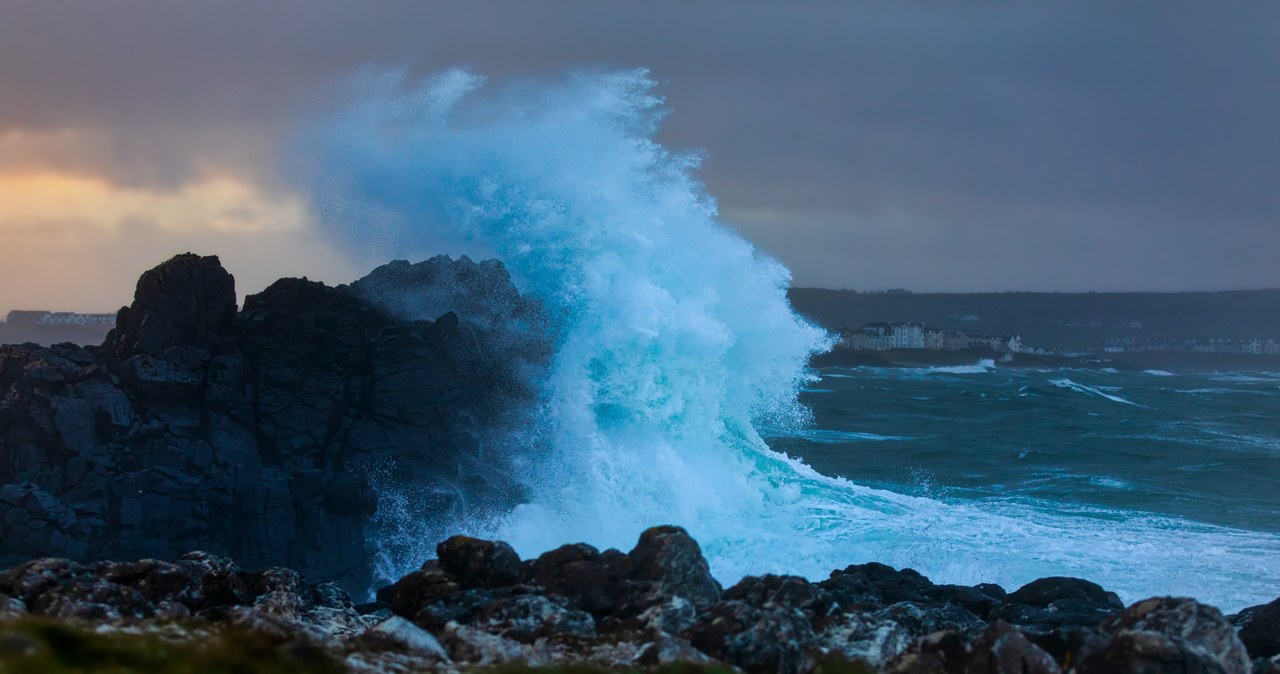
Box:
(2, 525, 1278, 674)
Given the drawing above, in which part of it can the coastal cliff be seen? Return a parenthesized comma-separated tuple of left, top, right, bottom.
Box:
(0, 253, 546, 597)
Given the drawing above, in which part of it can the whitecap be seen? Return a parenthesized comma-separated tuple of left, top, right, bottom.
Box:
(1050, 378, 1140, 406)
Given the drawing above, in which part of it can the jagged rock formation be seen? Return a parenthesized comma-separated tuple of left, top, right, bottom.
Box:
(0, 253, 546, 597)
(0, 526, 1270, 674)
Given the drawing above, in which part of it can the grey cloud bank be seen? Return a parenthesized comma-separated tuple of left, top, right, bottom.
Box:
(1, 1, 1276, 292)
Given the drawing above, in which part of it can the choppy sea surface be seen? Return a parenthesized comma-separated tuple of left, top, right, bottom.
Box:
(764, 363, 1280, 610)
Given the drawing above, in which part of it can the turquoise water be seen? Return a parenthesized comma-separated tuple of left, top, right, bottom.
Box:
(782, 366, 1280, 535)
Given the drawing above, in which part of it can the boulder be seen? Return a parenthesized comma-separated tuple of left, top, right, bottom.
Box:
(991, 576, 1125, 631)
(627, 526, 721, 609)
(1080, 597, 1251, 674)
(1006, 576, 1124, 610)
(1238, 597, 1280, 659)
(436, 536, 523, 589)
(820, 562, 936, 607)
(375, 562, 462, 618)
(924, 584, 1005, 621)
(526, 544, 630, 617)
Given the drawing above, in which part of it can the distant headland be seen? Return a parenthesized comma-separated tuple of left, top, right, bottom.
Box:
(790, 287, 1280, 371)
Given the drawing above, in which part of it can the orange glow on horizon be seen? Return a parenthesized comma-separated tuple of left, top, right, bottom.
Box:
(0, 171, 310, 235)
(0, 170, 356, 315)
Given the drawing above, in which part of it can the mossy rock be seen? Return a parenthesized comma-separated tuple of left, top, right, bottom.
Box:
(0, 619, 344, 674)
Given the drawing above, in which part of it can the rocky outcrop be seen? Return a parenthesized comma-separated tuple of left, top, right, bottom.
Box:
(0, 526, 1265, 674)
(1235, 597, 1280, 661)
(0, 253, 546, 598)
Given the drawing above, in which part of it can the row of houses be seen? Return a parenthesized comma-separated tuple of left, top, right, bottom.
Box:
(838, 322, 1026, 354)
(4, 310, 116, 327)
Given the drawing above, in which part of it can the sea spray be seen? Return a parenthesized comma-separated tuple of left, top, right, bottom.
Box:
(293, 68, 1280, 611)
(295, 67, 833, 569)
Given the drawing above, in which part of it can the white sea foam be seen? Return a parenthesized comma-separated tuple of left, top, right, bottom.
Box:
(1050, 378, 1140, 406)
(1144, 369, 1175, 377)
(296, 67, 1280, 612)
(788, 429, 912, 444)
(926, 359, 996, 375)
(1089, 476, 1134, 490)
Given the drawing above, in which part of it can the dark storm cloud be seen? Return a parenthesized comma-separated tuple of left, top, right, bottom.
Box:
(1, 1, 1276, 290)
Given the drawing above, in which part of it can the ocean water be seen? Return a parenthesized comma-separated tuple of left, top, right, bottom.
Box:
(293, 68, 1280, 613)
(784, 365, 1280, 534)
(775, 365, 1280, 611)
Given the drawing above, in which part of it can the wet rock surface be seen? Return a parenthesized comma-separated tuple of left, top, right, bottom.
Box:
(0, 253, 545, 598)
(1237, 597, 1280, 660)
(1, 526, 1270, 673)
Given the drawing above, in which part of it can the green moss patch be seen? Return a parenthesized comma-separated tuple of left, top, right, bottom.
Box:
(0, 619, 344, 674)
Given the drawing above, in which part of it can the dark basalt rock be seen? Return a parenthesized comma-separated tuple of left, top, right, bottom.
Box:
(591, 526, 724, 634)
(436, 536, 523, 589)
(627, 525, 722, 610)
(986, 576, 1125, 632)
(29, 579, 155, 621)
(0, 530, 1264, 674)
(875, 601, 986, 638)
(688, 600, 819, 674)
(1023, 626, 1111, 671)
(1006, 576, 1124, 610)
(989, 597, 1121, 631)
(526, 543, 630, 617)
(1255, 657, 1280, 674)
(820, 562, 936, 608)
(724, 574, 837, 618)
(1238, 597, 1280, 659)
(963, 621, 1062, 674)
(889, 622, 1061, 674)
(923, 584, 1004, 621)
(815, 601, 987, 668)
(0, 253, 546, 598)
(0, 552, 368, 647)
(376, 562, 462, 618)
(412, 585, 595, 643)
(105, 253, 237, 358)
(1081, 597, 1251, 674)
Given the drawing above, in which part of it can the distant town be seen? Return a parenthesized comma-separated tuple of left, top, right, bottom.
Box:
(789, 287, 1280, 371)
(0, 310, 117, 346)
(837, 321, 1280, 358)
(4, 310, 116, 327)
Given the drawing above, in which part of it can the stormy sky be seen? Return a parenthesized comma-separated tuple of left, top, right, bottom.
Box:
(1, 1, 1277, 313)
